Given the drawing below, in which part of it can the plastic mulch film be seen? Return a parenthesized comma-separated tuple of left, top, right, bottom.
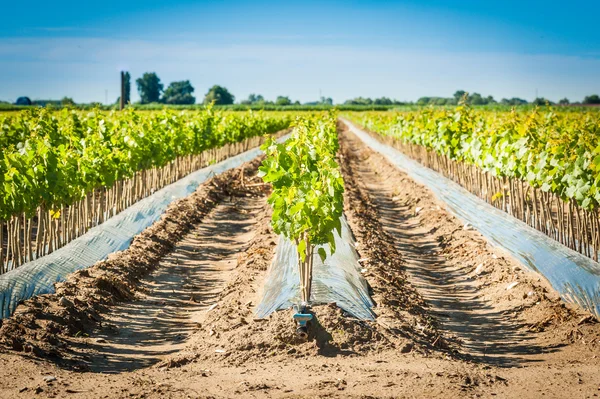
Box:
(342, 118, 600, 318)
(255, 215, 375, 321)
(0, 137, 288, 320)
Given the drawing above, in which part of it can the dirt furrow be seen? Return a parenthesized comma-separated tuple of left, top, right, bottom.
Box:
(338, 123, 585, 363)
(64, 197, 265, 373)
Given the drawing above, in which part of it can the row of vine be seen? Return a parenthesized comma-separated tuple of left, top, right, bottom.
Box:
(0, 108, 291, 272)
(347, 106, 600, 261)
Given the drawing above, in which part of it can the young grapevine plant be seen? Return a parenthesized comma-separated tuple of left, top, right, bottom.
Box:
(259, 112, 344, 303)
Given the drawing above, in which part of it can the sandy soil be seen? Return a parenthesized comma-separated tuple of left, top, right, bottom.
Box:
(0, 126, 599, 398)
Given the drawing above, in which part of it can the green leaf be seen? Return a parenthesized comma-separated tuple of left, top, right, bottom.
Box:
(297, 239, 307, 262)
(318, 247, 327, 262)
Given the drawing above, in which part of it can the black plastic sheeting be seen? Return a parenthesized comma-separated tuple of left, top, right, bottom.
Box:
(343, 118, 600, 318)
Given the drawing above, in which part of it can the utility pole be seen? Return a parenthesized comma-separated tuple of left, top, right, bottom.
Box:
(120, 71, 125, 110)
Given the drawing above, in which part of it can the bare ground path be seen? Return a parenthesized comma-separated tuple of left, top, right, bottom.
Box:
(340, 127, 544, 366)
(64, 197, 265, 373)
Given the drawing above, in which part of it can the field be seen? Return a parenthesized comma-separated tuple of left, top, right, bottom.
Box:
(0, 107, 600, 398)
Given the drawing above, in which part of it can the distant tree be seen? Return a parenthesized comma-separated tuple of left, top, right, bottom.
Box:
(61, 97, 75, 106)
(417, 97, 431, 106)
(533, 97, 554, 106)
(468, 93, 485, 105)
(442, 98, 455, 105)
(251, 94, 265, 103)
(241, 93, 265, 104)
(320, 97, 333, 105)
(136, 72, 163, 104)
(583, 94, 600, 104)
(486, 95, 497, 104)
(15, 96, 32, 106)
(163, 80, 196, 105)
(344, 97, 372, 105)
(501, 97, 528, 106)
(453, 90, 466, 103)
(374, 97, 393, 105)
(123, 72, 131, 104)
(558, 98, 570, 105)
(275, 96, 292, 106)
(204, 85, 235, 105)
(32, 99, 61, 107)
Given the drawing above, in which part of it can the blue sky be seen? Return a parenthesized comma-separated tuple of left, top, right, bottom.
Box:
(1, 0, 599, 104)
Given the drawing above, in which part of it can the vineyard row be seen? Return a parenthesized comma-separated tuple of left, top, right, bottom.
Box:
(352, 121, 600, 261)
(0, 123, 288, 274)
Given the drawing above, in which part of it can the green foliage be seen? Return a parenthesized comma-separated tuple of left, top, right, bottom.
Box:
(241, 94, 265, 105)
(163, 80, 196, 105)
(123, 72, 131, 105)
(136, 72, 163, 104)
(344, 96, 404, 106)
(275, 96, 292, 106)
(61, 97, 75, 106)
(349, 106, 600, 209)
(533, 97, 554, 106)
(418, 92, 496, 106)
(584, 95, 600, 105)
(559, 98, 570, 105)
(259, 112, 344, 261)
(204, 85, 235, 105)
(501, 97, 528, 106)
(0, 108, 291, 220)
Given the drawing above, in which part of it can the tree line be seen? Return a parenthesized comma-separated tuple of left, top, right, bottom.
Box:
(131, 72, 335, 106)
(415, 90, 600, 106)
(6, 70, 600, 107)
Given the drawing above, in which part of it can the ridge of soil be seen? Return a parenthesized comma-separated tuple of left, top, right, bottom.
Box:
(65, 196, 267, 373)
(0, 158, 270, 365)
(339, 134, 453, 354)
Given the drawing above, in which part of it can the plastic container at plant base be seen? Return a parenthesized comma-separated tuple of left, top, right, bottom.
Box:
(342, 118, 600, 318)
(255, 216, 375, 321)
(0, 135, 290, 320)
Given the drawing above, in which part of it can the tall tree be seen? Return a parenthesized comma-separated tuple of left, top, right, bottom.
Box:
(374, 97, 392, 105)
(61, 97, 75, 106)
(123, 72, 131, 104)
(136, 72, 163, 104)
(453, 90, 466, 102)
(533, 97, 554, 106)
(241, 93, 265, 104)
(276, 96, 292, 106)
(203, 85, 235, 105)
(583, 94, 600, 104)
(501, 97, 528, 105)
(163, 80, 196, 104)
(468, 93, 485, 105)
